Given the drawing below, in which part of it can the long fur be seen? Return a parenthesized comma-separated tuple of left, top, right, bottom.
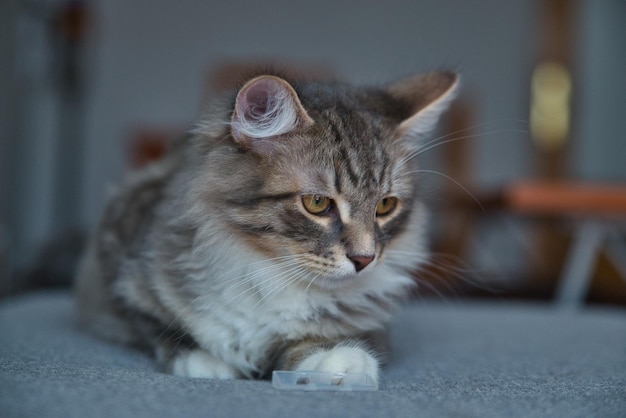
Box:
(75, 71, 459, 381)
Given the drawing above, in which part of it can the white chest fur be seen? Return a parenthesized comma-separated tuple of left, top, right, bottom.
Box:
(180, 263, 411, 377)
(157, 217, 421, 378)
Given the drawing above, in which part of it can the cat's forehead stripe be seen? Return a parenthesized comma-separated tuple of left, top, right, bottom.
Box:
(336, 144, 361, 188)
(324, 113, 390, 193)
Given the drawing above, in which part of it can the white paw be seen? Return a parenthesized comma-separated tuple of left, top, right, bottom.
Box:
(296, 345, 379, 383)
(171, 349, 239, 379)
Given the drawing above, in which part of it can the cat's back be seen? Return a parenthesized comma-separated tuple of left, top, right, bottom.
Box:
(74, 139, 187, 342)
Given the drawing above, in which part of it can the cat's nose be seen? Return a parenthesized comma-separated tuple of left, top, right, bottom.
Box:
(348, 254, 375, 272)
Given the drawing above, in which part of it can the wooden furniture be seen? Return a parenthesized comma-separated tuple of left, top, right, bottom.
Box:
(500, 181, 626, 308)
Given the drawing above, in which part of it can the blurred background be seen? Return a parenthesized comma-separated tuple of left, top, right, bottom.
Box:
(1, 0, 625, 306)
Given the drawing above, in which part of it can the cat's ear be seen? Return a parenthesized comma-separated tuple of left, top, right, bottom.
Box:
(231, 75, 314, 151)
(388, 72, 460, 140)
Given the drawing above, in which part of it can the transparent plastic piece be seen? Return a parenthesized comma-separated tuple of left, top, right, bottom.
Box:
(271, 370, 378, 391)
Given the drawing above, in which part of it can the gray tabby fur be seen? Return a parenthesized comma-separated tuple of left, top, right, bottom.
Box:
(75, 71, 459, 382)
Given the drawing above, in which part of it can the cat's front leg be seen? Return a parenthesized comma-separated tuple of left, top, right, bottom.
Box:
(172, 349, 241, 379)
(158, 347, 241, 379)
(295, 344, 380, 382)
(277, 333, 389, 384)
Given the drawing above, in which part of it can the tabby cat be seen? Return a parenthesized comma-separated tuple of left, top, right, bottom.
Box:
(75, 70, 459, 383)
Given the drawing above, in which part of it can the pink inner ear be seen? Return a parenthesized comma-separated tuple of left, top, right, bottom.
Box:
(238, 80, 270, 120)
(232, 76, 301, 141)
(239, 79, 276, 122)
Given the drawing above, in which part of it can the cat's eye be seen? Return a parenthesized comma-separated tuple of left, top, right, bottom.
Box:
(376, 197, 398, 217)
(302, 195, 333, 215)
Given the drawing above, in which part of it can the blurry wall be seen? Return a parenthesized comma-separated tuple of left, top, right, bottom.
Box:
(573, 0, 626, 182)
(81, 0, 537, 227)
(0, 0, 18, 292)
(2, 0, 624, 294)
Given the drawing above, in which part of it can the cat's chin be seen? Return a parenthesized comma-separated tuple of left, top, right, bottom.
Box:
(304, 270, 372, 291)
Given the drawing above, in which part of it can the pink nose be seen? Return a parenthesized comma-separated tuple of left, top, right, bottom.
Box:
(348, 254, 375, 272)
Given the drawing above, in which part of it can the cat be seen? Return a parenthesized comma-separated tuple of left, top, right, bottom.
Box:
(75, 70, 459, 383)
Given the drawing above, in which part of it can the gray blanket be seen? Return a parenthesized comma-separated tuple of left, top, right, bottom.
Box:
(1, 292, 624, 418)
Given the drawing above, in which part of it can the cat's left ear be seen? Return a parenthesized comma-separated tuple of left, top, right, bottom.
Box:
(231, 75, 314, 152)
(388, 72, 460, 140)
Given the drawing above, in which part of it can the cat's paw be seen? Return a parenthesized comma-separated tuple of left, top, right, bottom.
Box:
(170, 349, 239, 379)
(295, 345, 379, 383)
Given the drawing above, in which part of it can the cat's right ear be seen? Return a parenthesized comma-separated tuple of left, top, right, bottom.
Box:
(388, 72, 460, 141)
(231, 75, 314, 152)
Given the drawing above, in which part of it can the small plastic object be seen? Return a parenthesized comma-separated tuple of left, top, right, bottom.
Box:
(271, 370, 378, 391)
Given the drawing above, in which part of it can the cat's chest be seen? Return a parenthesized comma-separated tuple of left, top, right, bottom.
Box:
(188, 292, 335, 373)
(177, 253, 405, 374)
(194, 287, 336, 338)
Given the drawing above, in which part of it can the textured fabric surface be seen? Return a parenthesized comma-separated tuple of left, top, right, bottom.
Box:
(1, 291, 624, 418)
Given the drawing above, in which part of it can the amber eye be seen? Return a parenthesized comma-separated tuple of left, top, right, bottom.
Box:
(302, 195, 333, 215)
(376, 197, 398, 217)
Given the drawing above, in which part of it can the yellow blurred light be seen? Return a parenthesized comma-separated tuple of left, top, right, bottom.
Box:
(530, 61, 572, 151)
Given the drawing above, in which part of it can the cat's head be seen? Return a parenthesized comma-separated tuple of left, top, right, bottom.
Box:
(196, 71, 458, 290)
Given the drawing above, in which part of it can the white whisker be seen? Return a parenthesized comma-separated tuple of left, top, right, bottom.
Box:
(413, 276, 452, 303)
(408, 169, 484, 212)
(303, 271, 322, 294)
(219, 257, 305, 296)
(217, 262, 307, 310)
(386, 249, 504, 296)
(417, 119, 528, 154)
(397, 127, 528, 169)
(250, 266, 308, 310)
(217, 254, 308, 286)
(158, 254, 310, 336)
